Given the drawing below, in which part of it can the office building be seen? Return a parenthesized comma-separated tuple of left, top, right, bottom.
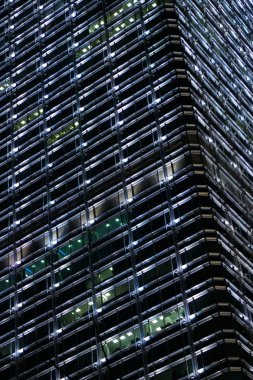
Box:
(0, 0, 252, 379)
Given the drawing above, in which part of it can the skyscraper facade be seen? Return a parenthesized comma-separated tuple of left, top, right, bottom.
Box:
(0, 0, 252, 379)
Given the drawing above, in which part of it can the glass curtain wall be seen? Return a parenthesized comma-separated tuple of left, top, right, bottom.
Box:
(0, 0, 252, 379)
